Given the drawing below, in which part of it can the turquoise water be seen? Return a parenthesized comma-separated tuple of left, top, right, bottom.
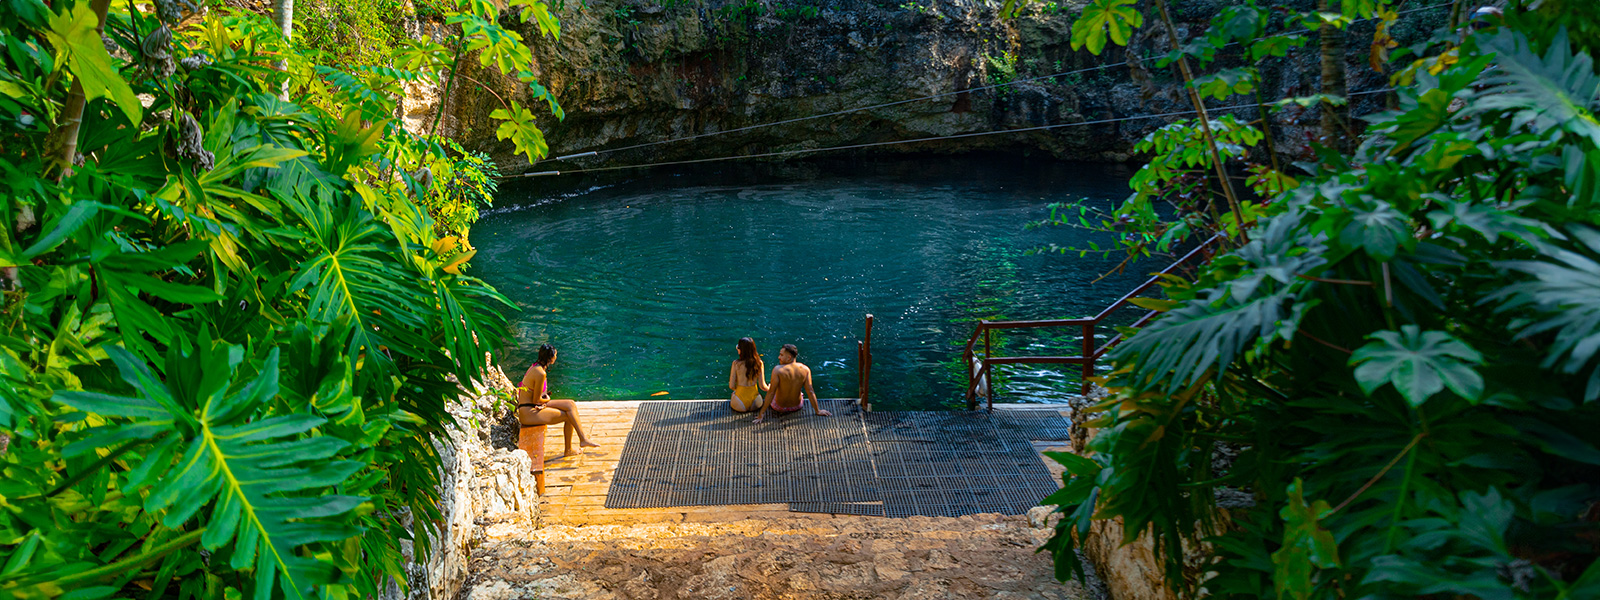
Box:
(474, 157, 1155, 410)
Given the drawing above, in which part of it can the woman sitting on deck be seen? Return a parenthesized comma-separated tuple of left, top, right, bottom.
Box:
(728, 337, 769, 412)
(517, 343, 599, 456)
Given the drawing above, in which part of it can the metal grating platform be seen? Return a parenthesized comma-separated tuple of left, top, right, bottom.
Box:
(789, 501, 887, 516)
(605, 400, 1069, 517)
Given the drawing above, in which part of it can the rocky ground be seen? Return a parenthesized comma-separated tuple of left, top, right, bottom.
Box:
(460, 507, 1104, 600)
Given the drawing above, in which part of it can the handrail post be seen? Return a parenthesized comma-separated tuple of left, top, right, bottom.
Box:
(1081, 323, 1095, 396)
(966, 321, 984, 411)
(862, 314, 874, 411)
(857, 340, 865, 400)
(984, 364, 995, 412)
(984, 328, 993, 410)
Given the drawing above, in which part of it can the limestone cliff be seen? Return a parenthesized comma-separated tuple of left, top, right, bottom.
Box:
(397, 0, 1427, 175)
(412, 0, 1352, 174)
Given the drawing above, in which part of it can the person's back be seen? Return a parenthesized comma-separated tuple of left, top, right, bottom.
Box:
(753, 344, 831, 423)
(768, 360, 811, 411)
(729, 338, 768, 413)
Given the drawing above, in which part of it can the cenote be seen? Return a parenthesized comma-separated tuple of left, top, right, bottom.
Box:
(475, 156, 1158, 411)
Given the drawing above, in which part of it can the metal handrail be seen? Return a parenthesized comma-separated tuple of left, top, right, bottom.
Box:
(964, 235, 1222, 410)
(858, 314, 875, 411)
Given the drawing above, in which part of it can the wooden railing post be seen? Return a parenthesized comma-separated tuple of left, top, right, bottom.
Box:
(861, 314, 874, 411)
(1081, 323, 1095, 396)
(984, 328, 993, 408)
(857, 340, 865, 399)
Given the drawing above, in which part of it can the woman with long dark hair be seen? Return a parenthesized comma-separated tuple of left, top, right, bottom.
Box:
(728, 337, 768, 412)
(517, 343, 599, 456)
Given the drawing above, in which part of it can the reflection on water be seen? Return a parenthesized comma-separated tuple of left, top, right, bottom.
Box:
(473, 156, 1156, 410)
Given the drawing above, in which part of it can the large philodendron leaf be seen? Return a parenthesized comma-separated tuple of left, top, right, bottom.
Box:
(57, 345, 366, 600)
(1350, 325, 1485, 406)
(1112, 216, 1323, 392)
(1490, 227, 1600, 401)
(280, 192, 432, 395)
(1472, 29, 1600, 146)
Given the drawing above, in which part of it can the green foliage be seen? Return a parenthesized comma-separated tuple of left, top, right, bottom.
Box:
(292, 0, 565, 169)
(45, 2, 140, 126)
(1272, 479, 1340, 600)
(1040, 7, 1600, 600)
(0, 0, 557, 596)
(418, 139, 502, 237)
(1490, 229, 1600, 401)
(1070, 0, 1143, 56)
(1350, 326, 1484, 406)
(295, 0, 411, 67)
(985, 51, 1018, 101)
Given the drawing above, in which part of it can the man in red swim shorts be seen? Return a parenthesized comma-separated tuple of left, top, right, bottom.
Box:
(752, 344, 832, 424)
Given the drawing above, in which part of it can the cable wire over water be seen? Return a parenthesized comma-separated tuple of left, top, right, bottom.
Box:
(518, 88, 1397, 177)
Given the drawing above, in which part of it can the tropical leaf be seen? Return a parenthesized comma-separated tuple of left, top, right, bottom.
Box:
(1490, 227, 1600, 401)
(44, 1, 140, 125)
(1472, 29, 1600, 147)
(490, 101, 549, 162)
(1070, 0, 1144, 56)
(1112, 216, 1324, 391)
(1038, 451, 1106, 583)
(509, 0, 560, 39)
(280, 193, 432, 390)
(1350, 325, 1484, 405)
(1190, 67, 1257, 101)
(57, 345, 365, 600)
(1273, 479, 1340, 600)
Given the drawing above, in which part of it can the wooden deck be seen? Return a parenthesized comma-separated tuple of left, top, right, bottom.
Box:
(529, 400, 1073, 527)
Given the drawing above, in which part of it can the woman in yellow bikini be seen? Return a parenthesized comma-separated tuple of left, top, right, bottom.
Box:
(728, 337, 769, 412)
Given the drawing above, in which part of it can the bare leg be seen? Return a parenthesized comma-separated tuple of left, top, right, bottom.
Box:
(522, 406, 584, 456)
(541, 399, 599, 448)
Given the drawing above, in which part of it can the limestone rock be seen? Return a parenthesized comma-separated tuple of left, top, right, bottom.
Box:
(382, 365, 540, 600)
(464, 515, 1106, 600)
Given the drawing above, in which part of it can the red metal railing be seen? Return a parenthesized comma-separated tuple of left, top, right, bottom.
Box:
(963, 236, 1221, 410)
(858, 314, 874, 411)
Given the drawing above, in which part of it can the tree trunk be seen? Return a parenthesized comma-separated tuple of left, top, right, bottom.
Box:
(274, 0, 293, 100)
(1151, 0, 1248, 242)
(52, 0, 114, 180)
(1318, 0, 1350, 154)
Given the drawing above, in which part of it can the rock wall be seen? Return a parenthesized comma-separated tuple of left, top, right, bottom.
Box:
(384, 367, 543, 600)
(422, 0, 1411, 173)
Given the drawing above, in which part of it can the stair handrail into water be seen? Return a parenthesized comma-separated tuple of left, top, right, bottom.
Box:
(963, 235, 1222, 410)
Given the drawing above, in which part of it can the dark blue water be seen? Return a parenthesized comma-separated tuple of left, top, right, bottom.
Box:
(474, 156, 1155, 410)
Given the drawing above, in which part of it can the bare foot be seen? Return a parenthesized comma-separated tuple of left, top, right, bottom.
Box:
(564, 448, 580, 457)
(580, 440, 600, 449)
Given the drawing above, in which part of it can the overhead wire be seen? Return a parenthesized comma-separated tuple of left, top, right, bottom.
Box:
(542, 1, 1454, 164)
(522, 88, 1396, 176)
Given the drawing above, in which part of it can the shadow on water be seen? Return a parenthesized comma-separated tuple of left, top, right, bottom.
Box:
(475, 154, 1159, 410)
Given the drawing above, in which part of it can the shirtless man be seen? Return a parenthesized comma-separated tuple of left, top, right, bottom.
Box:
(752, 344, 832, 424)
